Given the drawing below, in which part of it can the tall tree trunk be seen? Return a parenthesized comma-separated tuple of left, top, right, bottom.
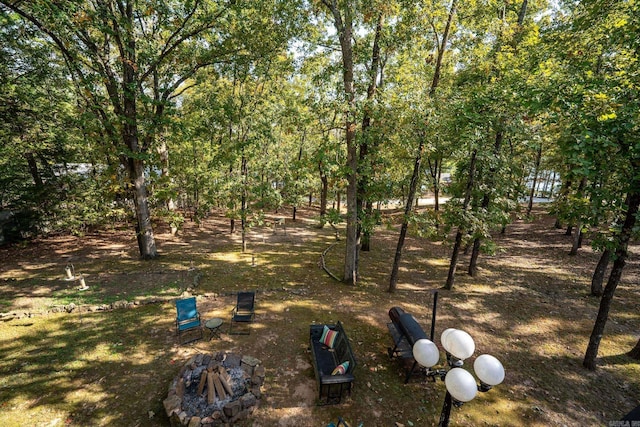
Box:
(549, 171, 557, 198)
(25, 152, 44, 188)
(427, 157, 442, 213)
(445, 149, 477, 290)
(583, 190, 640, 370)
(359, 12, 384, 253)
(293, 138, 304, 222)
(128, 157, 157, 259)
(191, 138, 199, 216)
(158, 136, 176, 211)
(567, 176, 587, 250)
(527, 143, 542, 216)
(590, 248, 610, 296)
(320, 168, 328, 218)
(361, 201, 373, 251)
(569, 223, 582, 255)
(389, 139, 424, 292)
(241, 153, 248, 253)
(517, 0, 529, 25)
(323, 0, 358, 284)
(122, 13, 157, 259)
(469, 129, 503, 276)
(429, 0, 458, 98)
(468, 229, 483, 277)
(390, 0, 457, 290)
(229, 164, 235, 234)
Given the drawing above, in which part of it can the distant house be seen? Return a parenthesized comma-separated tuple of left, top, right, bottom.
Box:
(52, 163, 101, 177)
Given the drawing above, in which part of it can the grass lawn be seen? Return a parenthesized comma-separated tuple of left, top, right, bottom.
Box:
(0, 206, 638, 426)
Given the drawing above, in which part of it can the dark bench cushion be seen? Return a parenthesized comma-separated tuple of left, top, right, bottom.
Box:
(309, 322, 356, 403)
(387, 306, 430, 383)
(398, 313, 428, 345)
(311, 338, 340, 376)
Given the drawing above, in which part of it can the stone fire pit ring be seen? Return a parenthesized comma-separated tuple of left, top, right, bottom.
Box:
(163, 352, 265, 426)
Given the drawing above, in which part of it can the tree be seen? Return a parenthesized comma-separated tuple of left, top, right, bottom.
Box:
(358, 11, 385, 252)
(0, 0, 298, 258)
(0, 11, 108, 236)
(584, 188, 640, 369)
(389, 0, 457, 292)
(539, 0, 640, 369)
(320, 0, 359, 284)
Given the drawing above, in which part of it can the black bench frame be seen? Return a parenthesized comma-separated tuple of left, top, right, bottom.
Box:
(309, 321, 357, 405)
(387, 291, 438, 383)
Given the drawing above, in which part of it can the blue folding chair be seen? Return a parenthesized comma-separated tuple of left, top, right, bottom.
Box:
(327, 417, 362, 427)
(175, 297, 203, 344)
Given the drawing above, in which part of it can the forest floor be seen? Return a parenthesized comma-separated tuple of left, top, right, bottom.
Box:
(0, 205, 638, 427)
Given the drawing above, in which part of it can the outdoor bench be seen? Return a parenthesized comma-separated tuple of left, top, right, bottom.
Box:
(309, 321, 357, 405)
(387, 306, 432, 383)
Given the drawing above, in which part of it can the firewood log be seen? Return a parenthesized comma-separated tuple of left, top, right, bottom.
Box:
(207, 372, 215, 404)
(218, 369, 233, 396)
(212, 373, 226, 399)
(197, 371, 208, 396)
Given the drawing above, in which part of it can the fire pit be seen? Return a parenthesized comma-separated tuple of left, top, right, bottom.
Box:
(163, 352, 264, 426)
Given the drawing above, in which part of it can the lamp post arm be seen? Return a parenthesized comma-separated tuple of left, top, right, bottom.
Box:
(478, 383, 493, 393)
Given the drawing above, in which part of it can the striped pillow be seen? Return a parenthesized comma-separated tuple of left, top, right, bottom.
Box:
(320, 325, 338, 348)
(331, 361, 349, 375)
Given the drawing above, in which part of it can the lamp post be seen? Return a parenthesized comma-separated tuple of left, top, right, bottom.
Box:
(413, 328, 505, 427)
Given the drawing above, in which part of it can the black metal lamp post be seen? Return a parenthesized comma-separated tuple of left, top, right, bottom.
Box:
(412, 328, 505, 427)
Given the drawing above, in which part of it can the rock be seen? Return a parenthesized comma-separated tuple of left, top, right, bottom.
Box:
(241, 355, 261, 367)
(194, 354, 204, 366)
(177, 411, 188, 425)
(224, 353, 242, 368)
(223, 400, 241, 418)
(163, 394, 182, 417)
(187, 416, 201, 427)
(240, 392, 257, 410)
(251, 386, 262, 399)
(202, 354, 212, 366)
(254, 365, 265, 378)
(111, 300, 129, 309)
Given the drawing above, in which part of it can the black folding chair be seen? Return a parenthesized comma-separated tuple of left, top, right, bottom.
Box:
(229, 291, 256, 335)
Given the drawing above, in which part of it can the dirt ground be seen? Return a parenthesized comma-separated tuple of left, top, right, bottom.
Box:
(0, 205, 638, 426)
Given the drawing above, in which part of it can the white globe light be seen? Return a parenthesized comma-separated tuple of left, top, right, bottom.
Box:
(474, 354, 505, 386)
(443, 329, 475, 360)
(412, 339, 440, 368)
(440, 328, 457, 349)
(445, 368, 478, 402)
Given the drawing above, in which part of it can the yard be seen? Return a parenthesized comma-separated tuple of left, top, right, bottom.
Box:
(0, 206, 638, 426)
